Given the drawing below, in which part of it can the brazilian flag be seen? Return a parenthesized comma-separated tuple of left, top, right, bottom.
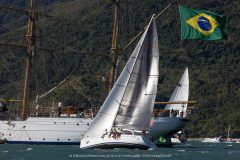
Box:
(179, 5, 226, 40)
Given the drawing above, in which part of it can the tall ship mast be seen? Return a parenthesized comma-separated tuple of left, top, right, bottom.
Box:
(108, 0, 120, 92)
(22, 0, 36, 120)
(0, 0, 37, 120)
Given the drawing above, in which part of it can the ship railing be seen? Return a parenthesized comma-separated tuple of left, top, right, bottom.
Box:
(154, 109, 187, 118)
(154, 109, 170, 117)
(28, 106, 97, 118)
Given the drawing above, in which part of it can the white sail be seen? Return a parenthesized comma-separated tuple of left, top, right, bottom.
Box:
(84, 16, 159, 138)
(164, 68, 189, 114)
(114, 17, 159, 130)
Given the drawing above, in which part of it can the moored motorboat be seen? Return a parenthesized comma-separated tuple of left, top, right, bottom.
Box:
(202, 137, 223, 143)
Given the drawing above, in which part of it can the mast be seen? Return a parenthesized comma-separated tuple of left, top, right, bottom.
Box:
(108, 0, 177, 92)
(108, 0, 120, 92)
(227, 125, 231, 140)
(22, 0, 36, 119)
(0, 1, 51, 119)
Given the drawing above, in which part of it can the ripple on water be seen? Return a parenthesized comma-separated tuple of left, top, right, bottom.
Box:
(26, 148, 33, 151)
(198, 151, 209, 154)
(177, 150, 186, 152)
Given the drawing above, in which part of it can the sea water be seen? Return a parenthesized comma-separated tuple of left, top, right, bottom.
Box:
(0, 141, 239, 160)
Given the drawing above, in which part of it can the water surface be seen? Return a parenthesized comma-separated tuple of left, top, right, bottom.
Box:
(0, 141, 239, 160)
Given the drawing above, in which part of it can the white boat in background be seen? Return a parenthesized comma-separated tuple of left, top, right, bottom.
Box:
(171, 137, 182, 145)
(223, 125, 240, 143)
(202, 137, 223, 143)
(80, 15, 159, 149)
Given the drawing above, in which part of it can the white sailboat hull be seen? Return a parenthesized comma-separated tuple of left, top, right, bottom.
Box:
(80, 134, 156, 149)
(0, 117, 92, 144)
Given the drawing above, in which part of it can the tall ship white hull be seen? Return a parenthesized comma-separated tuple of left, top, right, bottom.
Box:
(0, 117, 92, 144)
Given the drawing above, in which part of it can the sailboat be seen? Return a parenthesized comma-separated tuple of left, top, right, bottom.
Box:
(151, 68, 190, 146)
(80, 15, 159, 149)
(224, 125, 233, 143)
(223, 125, 238, 143)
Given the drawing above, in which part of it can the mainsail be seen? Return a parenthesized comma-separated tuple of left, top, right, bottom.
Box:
(84, 15, 159, 138)
(164, 68, 189, 113)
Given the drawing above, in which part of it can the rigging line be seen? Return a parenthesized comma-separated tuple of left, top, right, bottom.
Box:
(122, 0, 178, 52)
(48, 37, 109, 59)
(47, 37, 90, 75)
(48, 37, 78, 53)
(77, 88, 95, 107)
(116, 0, 178, 73)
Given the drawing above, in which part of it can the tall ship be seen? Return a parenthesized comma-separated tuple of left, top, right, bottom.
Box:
(0, 0, 95, 145)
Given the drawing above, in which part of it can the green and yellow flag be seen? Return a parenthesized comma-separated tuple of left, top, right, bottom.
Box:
(179, 5, 226, 40)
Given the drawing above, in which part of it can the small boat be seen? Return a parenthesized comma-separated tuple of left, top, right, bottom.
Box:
(170, 131, 187, 145)
(171, 137, 182, 145)
(202, 137, 223, 143)
(80, 15, 159, 149)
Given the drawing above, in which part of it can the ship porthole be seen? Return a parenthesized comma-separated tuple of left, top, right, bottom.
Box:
(68, 139, 70, 141)
(43, 138, 45, 140)
(29, 138, 31, 140)
(57, 139, 59, 141)
(9, 134, 11, 136)
(77, 123, 79, 126)
(87, 123, 89, 126)
(63, 122, 65, 124)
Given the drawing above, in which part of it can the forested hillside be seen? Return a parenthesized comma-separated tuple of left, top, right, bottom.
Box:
(0, 0, 239, 137)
